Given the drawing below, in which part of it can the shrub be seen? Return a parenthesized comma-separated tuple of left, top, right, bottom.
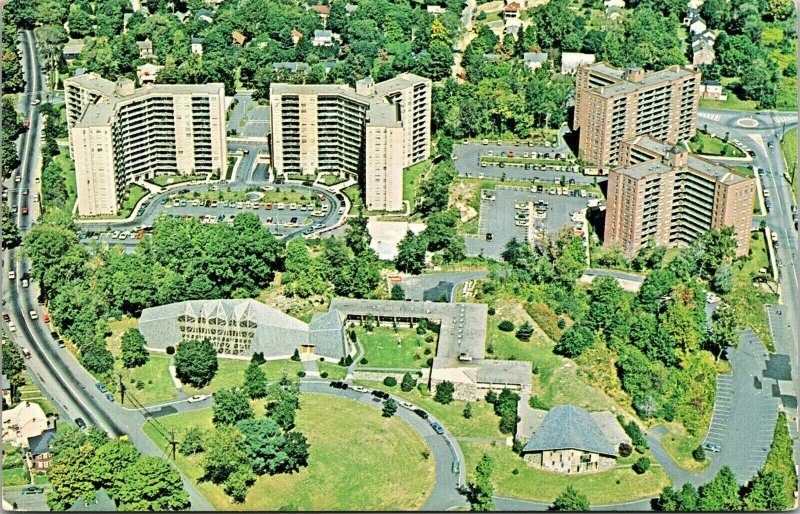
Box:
(383, 376, 397, 387)
(135, 380, 145, 390)
(617, 416, 649, 450)
(426, 357, 433, 367)
(360, 357, 368, 365)
(417, 383, 429, 395)
(344, 355, 353, 366)
(297, 371, 306, 378)
(487, 306, 496, 316)
(320, 372, 329, 379)
(618, 442, 633, 457)
(692, 445, 706, 462)
(291, 349, 301, 361)
(401, 372, 417, 392)
(528, 396, 550, 410)
(463, 402, 473, 419)
(498, 320, 515, 332)
(515, 321, 534, 341)
(632, 457, 651, 474)
(487, 343, 495, 354)
(166, 345, 175, 355)
(525, 302, 563, 341)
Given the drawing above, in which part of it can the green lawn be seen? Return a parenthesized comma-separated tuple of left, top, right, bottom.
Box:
(658, 423, 710, 473)
(17, 371, 58, 415)
(177, 188, 319, 206)
(343, 183, 364, 210)
(355, 379, 507, 439)
(318, 174, 346, 186)
(687, 132, 745, 158)
(119, 184, 149, 218)
(724, 232, 778, 350)
(3, 467, 29, 486)
(143, 393, 435, 510)
(2, 445, 29, 486)
(699, 93, 758, 111)
(148, 174, 207, 187)
(461, 442, 671, 504)
(404, 160, 430, 209)
(118, 354, 177, 406)
(52, 149, 76, 211)
(182, 358, 302, 396)
(355, 327, 435, 369)
(479, 156, 574, 167)
(318, 361, 348, 380)
(733, 165, 754, 176)
(780, 127, 797, 197)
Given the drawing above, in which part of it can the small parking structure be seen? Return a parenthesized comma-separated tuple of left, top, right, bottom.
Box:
(465, 186, 589, 259)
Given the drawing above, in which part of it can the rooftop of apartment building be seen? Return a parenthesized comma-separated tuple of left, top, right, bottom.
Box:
(269, 82, 368, 103)
(372, 72, 432, 95)
(580, 62, 698, 98)
(66, 73, 224, 127)
(618, 135, 752, 185)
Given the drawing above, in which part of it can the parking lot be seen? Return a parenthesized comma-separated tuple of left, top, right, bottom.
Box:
(464, 186, 590, 259)
(227, 92, 271, 138)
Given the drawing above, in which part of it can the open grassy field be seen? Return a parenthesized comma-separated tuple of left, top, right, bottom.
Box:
(317, 361, 348, 380)
(658, 422, 710, 473)
(699, 92, 758, 111)
(182, 358, 303, 396)
(404, 160, 430, 209)
(143, 393, 435, 510)
(118, 354, 178, 405)
(781, 127, 797, 197)
(120, 184, 149, 217)
(462, 442, 670, 504)
(688, 132, 745, 158)
(17, 371, 58, 415)
(724, 232, 778, 350)
(343, 183, 364, 210)
(355, 327, 435, 369)
(2, 444, 29, 486)
(354, 379, 506, 439)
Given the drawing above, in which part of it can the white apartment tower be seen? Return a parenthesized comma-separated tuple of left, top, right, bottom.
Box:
(64, 73, 227, 216)
(269, 73, 431, 212)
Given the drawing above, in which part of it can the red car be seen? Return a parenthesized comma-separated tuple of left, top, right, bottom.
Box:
(3, 314, 10, 322)
(21, 207, 29, 215)
(42, 313, 50, 323)
(266, 203, 273, 210)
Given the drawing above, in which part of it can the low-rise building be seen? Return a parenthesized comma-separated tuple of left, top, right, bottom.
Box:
(700, 80, 726, 100)
(136, 39, 154, 59)
(27, 428, 57, 471)
(503, 2, 521, 18)
(62, 39, 85, 66)
(560, 52, 595, 75)
(136, 63, 163, 84)
(191, 37, 204, 55)
(520, 405, 618, 473)
(523, 52, 548, 72)
(312, 29, 339, 46)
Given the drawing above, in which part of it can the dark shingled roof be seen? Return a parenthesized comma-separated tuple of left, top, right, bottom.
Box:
(68, 489, 116, 512)
(27, 428, 56, 456)
(522, 405, 616, 456)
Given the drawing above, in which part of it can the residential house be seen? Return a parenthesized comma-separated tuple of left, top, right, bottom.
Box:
(689, 18, 707, 35)
(605, 5, 623, 19)
(503, 2, 521, 18)
(191, 37, 204, 55)
(504, 19, 521, 36)
(195, 9, 214, 22)
(692, 38, 715, 66)
(273, 62, 312, 74)
(520, 405, 618, 473)
(2, 401, 50, 447)
(311, 3, 330, 26)
(312, 29, 339, 46)
(603, 0, 625, 8)
(700, 80, 726, 100)
(232, 31, 246, 46)
(345, 3, 358, 13)
(136, 39, 154, 59)
(523, 52, 548, 72)
(426, 4, 446, 13)
(62, 39, 85, 66)
(68, 489, 117, 512)
(27, 428, 56, 471)
(174, 11, 189, 22)
(560, 52, 595, 74)
(137, 63, 163, 84)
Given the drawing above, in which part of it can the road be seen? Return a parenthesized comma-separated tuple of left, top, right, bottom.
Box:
(699, 107, 799, 450)
(2, 30, 213, 512)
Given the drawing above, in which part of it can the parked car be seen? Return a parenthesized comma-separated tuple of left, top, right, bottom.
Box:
(75, 418, 87, 430)
(765, 198, 773, 209)
(105, 392, 115, 402)
(187, 394, 210, 403)
(702, 442, 721, 453)
(8, 321, 16, 333)
(21, 206, 29, 215)
(42, 313, 50, 323)
(414, 408, 429, 419)
(3, 314, 10, 322)
(96, 383, 107, 393)
(351, 385, 369, 393)
(485, 233, 493, 241)
(429, 420, 445, 434)
(21, 486, 44, 495)
(29, 310, 38, 320)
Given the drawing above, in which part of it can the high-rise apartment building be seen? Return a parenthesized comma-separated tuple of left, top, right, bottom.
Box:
(604, 135, 754, 257)
(269, 73, 431, 211)
(65, 73, 226, 216)
(574, 63, 700, 166)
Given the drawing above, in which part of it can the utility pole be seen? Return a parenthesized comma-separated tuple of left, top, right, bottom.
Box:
(118, 372, 126, 405)
(169, 430, 178, 460)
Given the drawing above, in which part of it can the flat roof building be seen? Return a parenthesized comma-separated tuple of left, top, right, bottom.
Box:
(604, 135, 755, 257)
(65, 73, 226, 216)
(269, 73, 431, 212)
(574, 62, 700, 166)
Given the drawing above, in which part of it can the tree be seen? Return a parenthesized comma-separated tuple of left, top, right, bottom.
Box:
(434, 381, 455, 404)
(692, 445, 706, 462)
(633, 457, 651, 474)
(498, 320, 515, 332)
(383, 376, 397, 387)
(265, 378, 301, 431)
(212, 388, 254, 426)
(463, 402, 474, 419)
(47, 444, 98, 511)
(1, 205, 21, 248)
(89, 439, 141, 498)
(706, 305, 740, 361)
(698, 466, 743, 511)
(468, 454, 494, 511)
(554, 325, 595, 358)
(120, 328, 149, 368)
(738, 61, 778, 109)
(551, 485, 590, 511)
(2, 338, 24, 398)
(67, 4, 93, 38)
(437, 135, 454, 159)
(655, 483, 699, 511)
(116, 456, 190, 511)
(391, 284, 406, 300)
(237, 417, 286, 474)
(743, 469, 792, 510)
(180, 426, 205, 456)
(395, 231, 427, 275)
(243, 361, 268, 399)
(516, 322, 534, 342)
(712, 263, 733, 294)
(224, 465, 256, 503)
(201, 425, 248, 484)
(401, 372, 417, 392)
(81, 340, 115, 375)
(382, 398, 398, 417)
(494, 389, 520, 434)
(174, 339, 218, 388)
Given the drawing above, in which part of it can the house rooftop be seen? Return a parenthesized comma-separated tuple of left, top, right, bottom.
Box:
(522, 405, 617, 456)
(27, 428, 56, 456)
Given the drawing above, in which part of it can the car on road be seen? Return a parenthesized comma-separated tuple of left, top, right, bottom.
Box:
(429, 421, 445, 434)
(399, 401, 415, 410)
(2, 314, 10, 322)
(758, 168, 766, 176)
(42, 313, 50, 323)
(20, 486, 44, 495)
(793, 213, 799, 222)
(31, 99, 41, 106)
(702, 442, 721, 453)
(763, 189, 770, 198)
(351, 385, 369, 393)
(767, 141, 775, 148)
(21, 277, 29, 288)
(105, 392, 115, 402)
(9, 270, 16, 280)
(75, 418, 87, 430)
(776, 257, 783, 267)
(414, 408, 429, 419)
(21, 206, 28, 215)
(765, 198, 773, 210)
(8, 321, 16, 332)
(338, 207, 344, 215)
(29, 310, 38, 320)
(485, 233, 493, 241)
(57, 339, 65, 348)
(95, 383, 107, 393)
(188, 394, 210, 403)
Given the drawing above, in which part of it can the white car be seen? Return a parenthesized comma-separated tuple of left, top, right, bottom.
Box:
(8, 321, 16, 332)
(31, 99, 41, 105)
(400, 401, 415, 410)
(338, 207, 345, 215)
(187, 394, 210, 403)
(29, 310, 38, 320)
(351, 385, 369, 393)
(9, 270, 16, 280)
